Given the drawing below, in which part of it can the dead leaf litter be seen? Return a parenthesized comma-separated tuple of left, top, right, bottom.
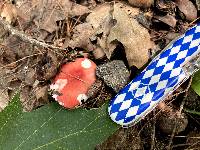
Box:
(0, 0, 199, 149)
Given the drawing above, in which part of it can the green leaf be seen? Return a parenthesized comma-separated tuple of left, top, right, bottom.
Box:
(191, 70, 200, 96)
(184, 109, 200, 116)
(0, 94, 119, 150)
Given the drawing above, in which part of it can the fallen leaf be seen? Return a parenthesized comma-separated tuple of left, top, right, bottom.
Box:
(92, 13, 114, 53)
(195, 0, 200, 10)
(31, 0, 89, 33)
(70, 3, 90, 16)
(165, 32, 181, 45)
(176, 0, 197, 21)
(93, 47, 105, 59)
(156, 0, 176, 12)
(86, 4, 111, 29)
(128, 0, 154, 8)
(122, 4, 141, 16)
(65, 4, 113, 50)
(15, 0, 32, 21)
(107, 4, 154, 68)
(96, 127, 142, 149)
(65, 3, 140, 52)
(20, 86, 37, 111)
(24, 68, 36, 86)
(64, 23, 95, 50)
(0, 94, 119, 149)
(36, 51, 62, 81)
(0, 45, 17, 68)
(135, 12, 152, 29)
(0, 3, 17, 23)
(31, 0, 71, 33)
(35, 85, 49, 105)
(0, 89, 9, 111)
(186, 131, 200, 149)
(154, 14, 177, 28)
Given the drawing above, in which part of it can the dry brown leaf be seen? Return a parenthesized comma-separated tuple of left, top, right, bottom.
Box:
(24, 68, 36, 86)
(15, 0, 32, 19)
(196, 0, 200, 10)
(93, 47, 105, 59)
(128, 0, 154, 8)
(176, 0, 197, 21)
(64, 23, 95, 50)
(107, 4, 154, 68)
(35, 85, 48, 104)
(19, 84, 49, 112)
(65, 3, 112, 50)
(20, 85, 48, 112)
(36, 51, 62, 81)
(91, 11, 113, 52)
(0, 89, 9, 111)
(70, 3, 90, 16)
(31, 0, 89, 33)
(155, 14, 177, 27)
(0, 3, 17, 23)
(86, 4, 111, 29)
(31, 0, 71, 33)
(116, 3, 140, 18)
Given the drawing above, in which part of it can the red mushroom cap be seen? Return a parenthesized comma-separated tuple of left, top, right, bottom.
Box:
(50, 58, 96, 109)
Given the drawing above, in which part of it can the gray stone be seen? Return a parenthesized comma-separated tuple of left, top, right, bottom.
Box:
(96, 60, 130, 92)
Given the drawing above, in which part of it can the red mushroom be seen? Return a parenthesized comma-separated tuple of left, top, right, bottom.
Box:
(50, 58, 96, 109)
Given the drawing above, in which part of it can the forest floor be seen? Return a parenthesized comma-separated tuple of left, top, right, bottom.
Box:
(0, 0, 200, 149)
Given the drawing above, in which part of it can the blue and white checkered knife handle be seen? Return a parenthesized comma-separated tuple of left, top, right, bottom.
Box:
(108, 23, 200, 127)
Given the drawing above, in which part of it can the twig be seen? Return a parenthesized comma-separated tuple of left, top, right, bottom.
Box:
(167, 119, 177, 150)
(0, 53, 42, 69)
(150, 110, 156, 150)
(0, 17, 64, 51)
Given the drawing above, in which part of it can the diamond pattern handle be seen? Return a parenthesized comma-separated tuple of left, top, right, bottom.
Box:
(108, 24, 200, 127)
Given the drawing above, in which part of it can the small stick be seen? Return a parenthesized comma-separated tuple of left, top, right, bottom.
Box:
(0, 53, 42, 69)
(0, 17, 64, 51)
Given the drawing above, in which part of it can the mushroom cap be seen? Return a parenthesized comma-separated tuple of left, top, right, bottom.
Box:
(50, 58, 96, 109)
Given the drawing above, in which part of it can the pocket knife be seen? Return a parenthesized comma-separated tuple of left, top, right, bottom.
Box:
(108, 23, 200, 127)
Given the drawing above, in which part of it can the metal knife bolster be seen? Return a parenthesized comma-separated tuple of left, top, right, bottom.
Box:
(108, 23, 200, 127)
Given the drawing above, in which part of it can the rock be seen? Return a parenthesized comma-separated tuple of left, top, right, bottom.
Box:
(128, 0, 154, 8)
(96, 60, 130, 92)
